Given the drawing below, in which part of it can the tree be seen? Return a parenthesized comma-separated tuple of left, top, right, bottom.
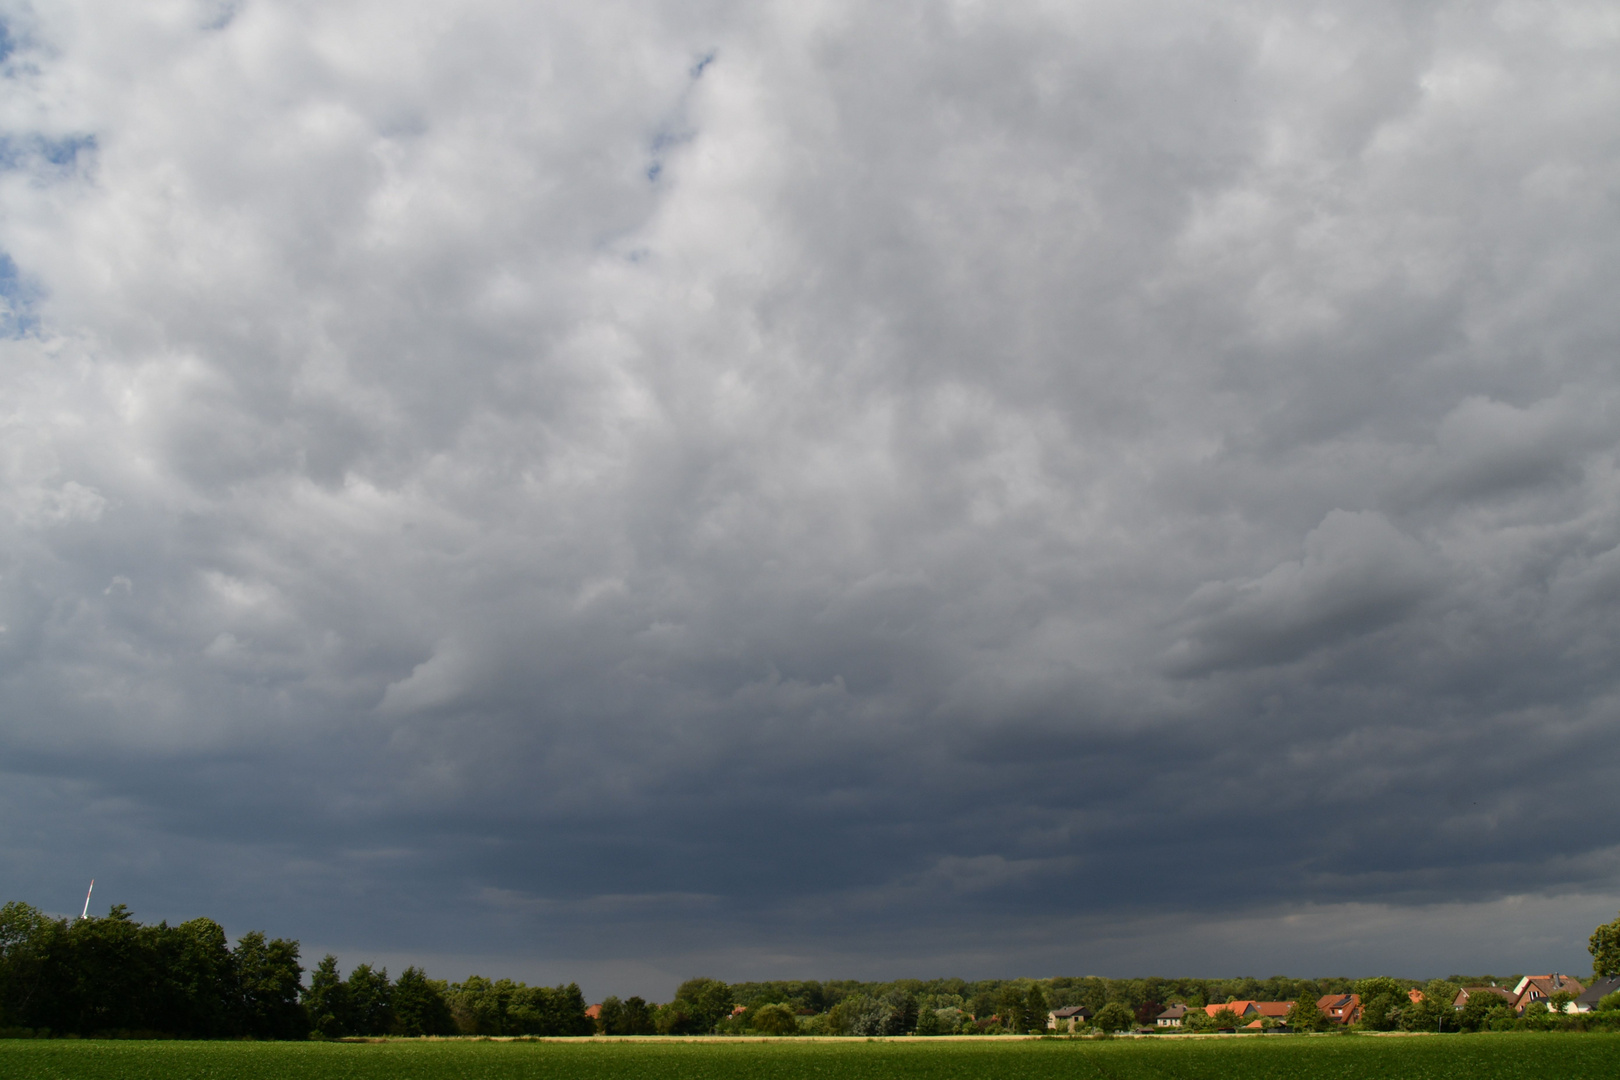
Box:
(542, 983, 594, 1036)
(446, 975, 505, 1035)
(596, 996, 624, 1035)
(654, 999, 699, 1035)
(845, 995, 890, 1036)
(617, 996, 655, 1035)
(392, 966, 455, 1036)
(999, 985, 1030, 1033)
(1094, 1002, 1135, 1032)
(1210, 1006, 1241, 1030)
(1456, 992, 1502, 1033)
(1591, 911, 1620, 977)
(1287, 993, 1327, 1032)
(232, 931, 307, 1039)
(1353, 978, 1409, 1031)
(1026, 984, 1048, 1033)
(914, 1005, 941, 1036)
(0, 902, 64, 1031)
(671, 977, 734, 1033)
(64, 904, 152, 1035)
(304, 955, 350, 1037)
(751, 1002, 799, 1035)
(165, 918, 237, 1038)
(345, 963, 393, 1036)
(1398, 983, 1462, 1034)
(1597, 990, 1620, 1012)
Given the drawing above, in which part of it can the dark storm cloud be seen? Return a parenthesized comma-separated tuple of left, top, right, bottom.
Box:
(3, 0, 1620, 993)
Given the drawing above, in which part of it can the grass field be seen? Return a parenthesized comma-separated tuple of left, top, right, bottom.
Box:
(5, 1033, 1620, 1080)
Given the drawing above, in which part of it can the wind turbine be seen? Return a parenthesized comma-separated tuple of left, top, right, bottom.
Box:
(80, 879, 94, 920)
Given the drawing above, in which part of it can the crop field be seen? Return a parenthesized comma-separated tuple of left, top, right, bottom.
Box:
(4, 1033, 1620, 1080)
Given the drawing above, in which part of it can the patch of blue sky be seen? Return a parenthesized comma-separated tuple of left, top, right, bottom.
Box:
(0, 133, 97, 179)
(0, 18, 13, 64)
(643, 51, 715, 184)
(0, 252, 40, 338)
(645, 126, 696, 184)
(200, 2, 242, 32)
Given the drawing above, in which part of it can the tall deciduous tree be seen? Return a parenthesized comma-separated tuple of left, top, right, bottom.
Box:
(304, 955, 350, 1037)
(1591, 911, 1620, 977)
(671, 977, 734, 1033)
(344, 963, 393, 1036)
(1287, 993, 1328, 1032)
(232, 931, 307, 1039)
(1094, 1001, 1136, 1032)
(617, 995, 655, 1035)
(391, 966, 455, 1036)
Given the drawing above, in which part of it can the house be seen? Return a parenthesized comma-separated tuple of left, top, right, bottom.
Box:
(1253, 1001, 1293, 1021)
(1317, 994, 1361, 1025)
(1048, 1005, 1092, 1032)
(1155, 1005, 1186, 1028)
(1573, 976, 1620, 1013)
(1512, 974, 1585, 1014)
(1452, 986, 1514, 1010)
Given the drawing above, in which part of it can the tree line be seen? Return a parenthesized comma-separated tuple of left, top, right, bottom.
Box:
(0, 902, 597, 1039)
(8, 898, 1620, 1039)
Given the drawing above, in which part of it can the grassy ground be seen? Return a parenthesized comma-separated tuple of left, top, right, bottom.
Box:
(4, 1033, 1620, 1080)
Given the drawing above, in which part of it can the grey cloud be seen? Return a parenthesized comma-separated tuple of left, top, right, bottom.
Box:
(1165, 510, 1435, 675)
(2, 0, 1620, 994)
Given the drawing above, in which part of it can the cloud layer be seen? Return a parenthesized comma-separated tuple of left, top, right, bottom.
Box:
(4, 0, 1620, 993)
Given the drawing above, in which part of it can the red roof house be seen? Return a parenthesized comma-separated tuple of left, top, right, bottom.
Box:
(1317, 994, 1361, 1025)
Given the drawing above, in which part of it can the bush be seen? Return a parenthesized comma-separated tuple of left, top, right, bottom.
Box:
(750, 1003, 799, 1036)
(1094, 1002, 1135, 1032)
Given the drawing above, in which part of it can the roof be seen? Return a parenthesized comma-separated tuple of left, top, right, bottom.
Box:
(585, 1004, 602, 1019)
(1253, 1001, 1293, 1018)
(1050, 1005, 1091, 1018)
(1317, 994, 1361, 1022)
(1576, 976, 1620, 1006)
(1455, 986, 1514, 1006)
(1204, 1001, 1257, 1017)
(1516, 974, 1585, 1002)
(1156, 1005, 1187, 1019)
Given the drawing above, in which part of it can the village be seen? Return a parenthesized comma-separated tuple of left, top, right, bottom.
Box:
(1044, 974, 1620, 1034)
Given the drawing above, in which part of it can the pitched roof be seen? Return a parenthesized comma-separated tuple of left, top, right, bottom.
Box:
(1316, 994, 1361, 1022)
(1253, 1001, 1293, 1018)
(1204, 1001, 1257, 1017)
(1156, 1005, 1187, 1019)
(1050, 1005, 1091, 1018)
(1516, 974, 1585, 1002)
(1576, 976, 1620, 1006)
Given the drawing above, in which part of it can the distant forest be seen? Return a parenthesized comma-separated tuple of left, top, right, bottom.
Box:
(0, 900, 1582, 1039)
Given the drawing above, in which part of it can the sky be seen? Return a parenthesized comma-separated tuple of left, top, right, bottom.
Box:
(2, 0, 1620, 1000)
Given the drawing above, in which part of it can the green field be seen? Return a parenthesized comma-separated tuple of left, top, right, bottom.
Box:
(4, 1034, 1619, 1080)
